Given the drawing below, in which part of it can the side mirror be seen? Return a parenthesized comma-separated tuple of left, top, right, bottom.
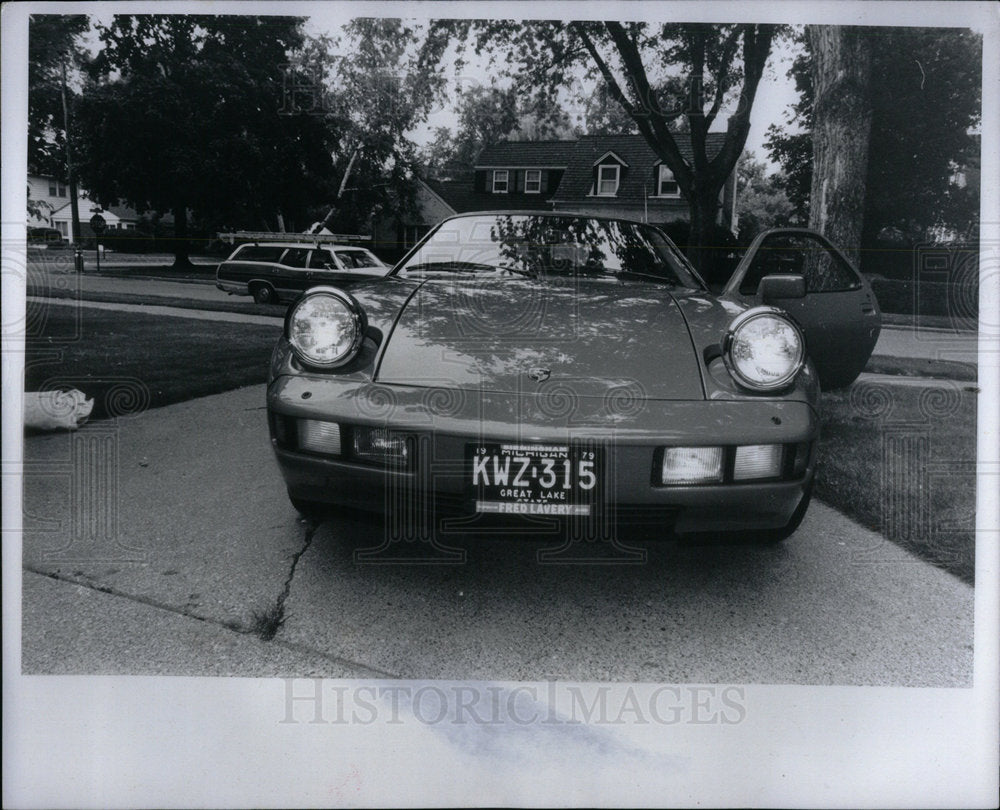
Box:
(759, 274, 805, 303)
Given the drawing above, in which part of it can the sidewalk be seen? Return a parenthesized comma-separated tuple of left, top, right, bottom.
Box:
(874, 324, 980, 365)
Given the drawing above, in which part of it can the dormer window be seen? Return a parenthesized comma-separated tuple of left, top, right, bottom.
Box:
(657, 164, 680, 198)
(492, 170, 509, 193)
(524, 169, 542, 194)
(596, 165, 620, 196)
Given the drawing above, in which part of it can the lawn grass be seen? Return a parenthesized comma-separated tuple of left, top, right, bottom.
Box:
(817, 384, 978, 583)
(24, 306, 280, 421)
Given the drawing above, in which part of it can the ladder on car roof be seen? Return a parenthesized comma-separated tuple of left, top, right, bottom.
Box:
(216, 231, 371, 246)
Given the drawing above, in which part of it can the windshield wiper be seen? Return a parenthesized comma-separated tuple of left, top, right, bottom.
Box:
(402, 261, 536, 277)
(402, 261, 505, 275)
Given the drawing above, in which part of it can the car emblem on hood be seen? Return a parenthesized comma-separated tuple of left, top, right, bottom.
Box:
(527, 367, 551, 382)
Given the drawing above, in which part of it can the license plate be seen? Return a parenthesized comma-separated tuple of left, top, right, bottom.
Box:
(468, 443, 601, 516)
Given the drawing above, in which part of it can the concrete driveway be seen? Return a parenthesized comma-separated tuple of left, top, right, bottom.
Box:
(20, 385, 974, 685)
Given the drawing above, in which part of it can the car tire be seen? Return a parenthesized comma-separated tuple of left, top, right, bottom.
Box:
(680, 482, 813, 546)
(251, 283, 276, 305)
(288, 494, 328, 521)
(740, 483, 813, 544)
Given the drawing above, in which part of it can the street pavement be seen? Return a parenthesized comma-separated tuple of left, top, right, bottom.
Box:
(20, 385, 974, 685)
(26, 295, 282, 326)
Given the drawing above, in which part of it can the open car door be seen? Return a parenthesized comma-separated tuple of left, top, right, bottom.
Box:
(722, 228, 881, 389)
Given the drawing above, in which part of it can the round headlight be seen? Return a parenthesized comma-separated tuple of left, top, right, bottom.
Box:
(286, 287, 365, 368)
(723, 307, 805, 391)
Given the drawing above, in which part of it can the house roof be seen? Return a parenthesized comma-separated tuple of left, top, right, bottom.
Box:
(474, 140, 577, 168)
(423, 178, 555, 214)
(50, 198, 143, 222)
(105, 203, 140, 221)
(552, 133, 728, 204)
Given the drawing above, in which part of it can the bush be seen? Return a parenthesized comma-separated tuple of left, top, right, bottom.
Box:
(870, 277, 978, 321)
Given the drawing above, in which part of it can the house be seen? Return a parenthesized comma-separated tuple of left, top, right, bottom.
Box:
(385, 134, 739, 257)
(28, 174, 143, 244)
(27, 174, 72, 230)
(50, 197, 142, 245)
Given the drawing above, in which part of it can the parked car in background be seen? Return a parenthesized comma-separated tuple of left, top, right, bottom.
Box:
(27, 227, 69, 250)
(266, 212, 881, 542)
(216, 241, 389, 304)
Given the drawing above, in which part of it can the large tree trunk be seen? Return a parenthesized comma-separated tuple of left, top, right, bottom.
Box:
(172, 203, 192, 268)
(687, 183, 723, 280)
(807, 26, 873, 268)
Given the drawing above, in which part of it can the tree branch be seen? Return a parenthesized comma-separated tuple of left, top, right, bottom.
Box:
(711, 25, 776, 176)
(603, 21, 693, 191)
(704, 26, 742, 130)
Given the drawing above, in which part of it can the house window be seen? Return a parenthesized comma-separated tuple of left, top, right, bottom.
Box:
(524, 169, 542, 194)
(48, 180, 67, 198)
(596, 165, 619, 196)
(55, 221, 69, 236)
(492, 170, 509, 193)
(657, 165, 680, 197)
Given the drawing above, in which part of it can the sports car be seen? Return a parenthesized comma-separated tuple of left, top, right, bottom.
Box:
(266, 212, 880, 542)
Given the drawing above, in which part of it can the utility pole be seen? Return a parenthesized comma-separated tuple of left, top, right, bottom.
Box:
(60, 56, 81, 247)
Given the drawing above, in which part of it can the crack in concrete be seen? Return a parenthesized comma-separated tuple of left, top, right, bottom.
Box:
(252, 518, 318, 641)
(25, 564, 246, 633)
(23, 562, 396, 678)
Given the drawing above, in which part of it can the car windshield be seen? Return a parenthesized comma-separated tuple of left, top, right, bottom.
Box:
(394, 214, 704, 289)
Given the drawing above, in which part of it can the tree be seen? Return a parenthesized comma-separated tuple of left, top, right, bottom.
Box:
(298, 19, 448, 235)
(763, 29, 811, 220)
(421, 85, 520, 179)
(735, 151, 794, 240)
(28, 14, 89, 240)
(806, 26, 873, 267)
(420, 83, 576, 180)
(767, 26, 982, 264)
(419, 21, 779, 271)
(75, 15, 336, 266)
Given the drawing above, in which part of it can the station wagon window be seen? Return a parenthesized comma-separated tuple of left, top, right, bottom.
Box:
(524, 169, 542, 194)
(596, 165, 620, 196)
(336, 249, 381, 269)
(309, 249, 337, 270)
(738, 233, 862, 295)
(233, 244, 286, 262)
(281, 247, 311, 268)
(657, 165, 680, 197)
(492, 170, 509, 193)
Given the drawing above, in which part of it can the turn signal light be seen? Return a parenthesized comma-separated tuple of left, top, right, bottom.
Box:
(353, 427, 410, 467)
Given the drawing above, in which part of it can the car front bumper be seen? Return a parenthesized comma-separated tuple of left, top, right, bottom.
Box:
(267, 376, 819, 535)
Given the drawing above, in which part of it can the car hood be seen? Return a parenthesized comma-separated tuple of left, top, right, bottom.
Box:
(375, 278, 705, 400)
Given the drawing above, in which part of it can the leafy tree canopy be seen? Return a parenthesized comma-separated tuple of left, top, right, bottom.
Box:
(420, 84, 576, 180)
(767, 26, 982, 249)
(417, 20, 782, 269)
(75, 14, 336, 254)
(735, 151, 794, 241)
(28, 14, 89, 177)
(290, 18, 448, 234)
